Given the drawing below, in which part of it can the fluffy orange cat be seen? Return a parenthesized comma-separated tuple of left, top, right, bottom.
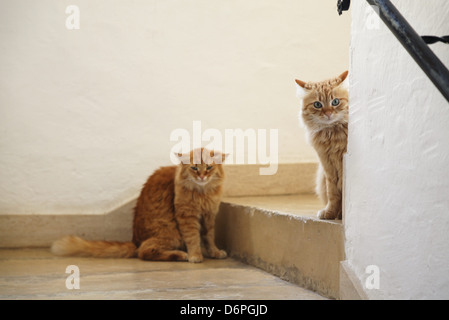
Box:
(51, 148, 227, 263)
(295, 71, 348, 220)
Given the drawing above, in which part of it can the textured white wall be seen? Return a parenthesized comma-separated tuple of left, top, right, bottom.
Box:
(346, 0, 449, 299)
(0, 0, 350, 215)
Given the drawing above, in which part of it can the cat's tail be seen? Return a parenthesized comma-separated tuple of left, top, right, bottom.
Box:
(51, 235, 137, 258)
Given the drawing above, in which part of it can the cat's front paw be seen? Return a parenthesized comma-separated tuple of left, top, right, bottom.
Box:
(188, 253, 204, 263)
(209, 249, 227, 259)
(317, 209, 339, 220)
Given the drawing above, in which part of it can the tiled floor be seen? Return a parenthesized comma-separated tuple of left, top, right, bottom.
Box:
(0, 248, 326, 300)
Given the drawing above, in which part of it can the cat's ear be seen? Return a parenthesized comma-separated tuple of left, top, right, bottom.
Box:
(221, 153, 229, 163)
(338, 70, 349, 82)
(174, 152, 191, 164)
(210, 151, 228, 164)
(337, 70, 349, 89)
(295, 79, 306, 88)
(295, 79, 308, 98)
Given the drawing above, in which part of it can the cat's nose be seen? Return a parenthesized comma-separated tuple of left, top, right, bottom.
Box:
(325, 111, 332, 119)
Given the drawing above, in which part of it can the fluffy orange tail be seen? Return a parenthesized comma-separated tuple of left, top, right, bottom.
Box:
(51, 235, 137, 258)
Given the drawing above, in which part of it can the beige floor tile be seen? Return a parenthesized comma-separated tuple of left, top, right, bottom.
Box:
(0, 248, 326, 300)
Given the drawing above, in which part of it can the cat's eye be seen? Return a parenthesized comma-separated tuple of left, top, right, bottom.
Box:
(313, 101, 323, 109)
(206, 166, 213, 170)
(191, 166, 198, 171)
(331, 98, 340, 106)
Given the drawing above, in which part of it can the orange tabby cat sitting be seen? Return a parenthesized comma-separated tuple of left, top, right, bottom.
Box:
(295, 71, 348, 220)
(52, 148, 228, 263)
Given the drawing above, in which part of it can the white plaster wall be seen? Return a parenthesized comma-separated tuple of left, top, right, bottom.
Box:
(346, 0, 449, 299)
(0, 0, 350, 214)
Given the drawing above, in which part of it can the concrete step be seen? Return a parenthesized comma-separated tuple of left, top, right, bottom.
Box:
(216, 194, 343, 299)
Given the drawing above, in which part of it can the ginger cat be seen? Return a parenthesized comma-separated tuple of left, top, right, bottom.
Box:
(295, 71, 349, 220)
(51, 148, 227, 263)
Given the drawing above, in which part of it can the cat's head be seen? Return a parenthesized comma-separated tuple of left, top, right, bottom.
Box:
(295, 71, 349, 130)
(175, 148, 228, 188)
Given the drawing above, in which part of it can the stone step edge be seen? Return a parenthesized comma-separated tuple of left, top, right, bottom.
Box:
(215, 199, 344, 299)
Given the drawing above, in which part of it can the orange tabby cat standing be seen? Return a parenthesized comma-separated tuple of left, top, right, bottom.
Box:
(51, 148, 227, 263)
(295, 71, 349, 220)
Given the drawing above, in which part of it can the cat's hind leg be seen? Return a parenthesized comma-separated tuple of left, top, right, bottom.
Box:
(137, 238, 188, 261)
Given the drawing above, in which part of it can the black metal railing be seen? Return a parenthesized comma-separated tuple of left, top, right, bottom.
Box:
(338, 0, 449, 103)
